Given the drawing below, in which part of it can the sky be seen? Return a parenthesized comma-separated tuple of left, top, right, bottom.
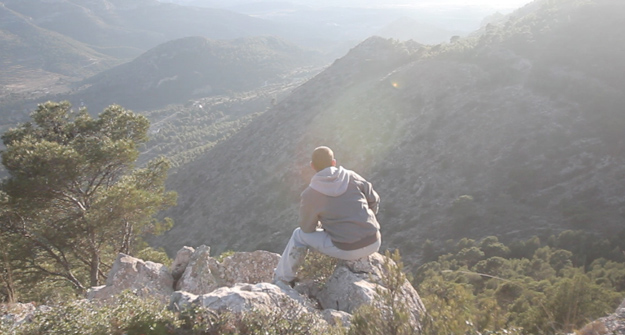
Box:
(368, 0, 534, 13)
(162, 0, 536, 12)
(428, 0, 533, 11)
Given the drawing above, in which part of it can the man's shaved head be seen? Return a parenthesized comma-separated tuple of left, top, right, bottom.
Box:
(311, 146, 335, 172)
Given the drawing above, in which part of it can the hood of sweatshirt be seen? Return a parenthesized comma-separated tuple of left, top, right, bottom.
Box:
(309, 166, 349, 197)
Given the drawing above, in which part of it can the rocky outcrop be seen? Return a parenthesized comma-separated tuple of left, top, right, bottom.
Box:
(175, 246, 280, 294)
(87, 246, 425, 330)
(175, 245, 222, 294)
(171, 282, 312, 314)
(316, 253, 426, 326)
(87, 253, 174, 303)
(171, 246, 195, 280)
(580, 299, 625, 335)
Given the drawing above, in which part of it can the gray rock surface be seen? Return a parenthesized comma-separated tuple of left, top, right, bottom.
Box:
(88, 247, 426, 331)
(87, 253, 173, 302)
(171, 246, 195, 280)
(317, 253, 426, 328)
(592, 299, 625, 335)
(175, 245, 221, 294)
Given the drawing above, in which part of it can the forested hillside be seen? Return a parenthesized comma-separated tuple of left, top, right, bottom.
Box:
(155, 0, 625, 267)
(71, 36, 326, 111)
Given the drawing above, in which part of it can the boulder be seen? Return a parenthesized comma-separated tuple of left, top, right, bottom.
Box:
(170, 282, 315, 315)
(316, 252, 426, 329)
(321, 309, 352, 327)
(175, 245, 221, 294)
(197, 282, 305, 313)
(87, 246, 426, 332)
(218, 250, 280, 286)
(171, 246, 195, 280)
(87, 253, 173, 302)
(316, 265, 378, 312)
(175, 246, 280, 294)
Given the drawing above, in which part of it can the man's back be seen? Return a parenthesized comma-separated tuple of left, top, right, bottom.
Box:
(300, 166, 380, 250)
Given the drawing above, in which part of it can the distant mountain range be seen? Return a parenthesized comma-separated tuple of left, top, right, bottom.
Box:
(0, 0, 480, 107)
(1, 0, 281, 59)
(69, 35, 326, 111)
(0, 4, 118, 77)
(151, 0, 625, 267)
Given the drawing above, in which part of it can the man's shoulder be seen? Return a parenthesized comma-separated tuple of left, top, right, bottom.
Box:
(300, 185, 316, 198)
(343, 168, 367, 182)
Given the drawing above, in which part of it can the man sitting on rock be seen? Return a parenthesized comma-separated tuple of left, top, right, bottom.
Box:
(274, 146, 382, 287)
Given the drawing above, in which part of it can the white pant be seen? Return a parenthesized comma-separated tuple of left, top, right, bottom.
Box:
(274, 227, 381, 282)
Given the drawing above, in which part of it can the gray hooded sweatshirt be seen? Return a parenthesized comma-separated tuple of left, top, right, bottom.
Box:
(299, 166, 381, 250)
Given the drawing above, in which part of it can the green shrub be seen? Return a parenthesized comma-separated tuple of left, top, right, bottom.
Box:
(297, 250, 340, 287)
(180, 303, 346, 335)
(8, 291, 178, 335)
(415, 234, 625, 335)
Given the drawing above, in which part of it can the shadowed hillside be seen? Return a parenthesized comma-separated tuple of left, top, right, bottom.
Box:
(1, 0, 282, 59)
(0, 4, 118, 78)
(64, 36, 326, 111)
(154, 0, 625, 266)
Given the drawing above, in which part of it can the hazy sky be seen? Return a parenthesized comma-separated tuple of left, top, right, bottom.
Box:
(165, 0, 535, 12)
(377, 0, 534, 12)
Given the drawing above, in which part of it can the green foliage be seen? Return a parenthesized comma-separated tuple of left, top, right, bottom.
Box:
(6, 291, 179, 335)
(297, 251, 339, 288)
(0, 101, 177, 299)
(177, 302, 347, 335)
(2, 291, 346, 335)
(215, 250, 236, 263)
(415, 233, 625, 335)
(134, 245, 173, 268)
(139, 93, 267, 170)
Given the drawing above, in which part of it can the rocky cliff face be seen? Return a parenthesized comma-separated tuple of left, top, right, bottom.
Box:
(85, 247, 426, 329)
(156, 0, 625, 265)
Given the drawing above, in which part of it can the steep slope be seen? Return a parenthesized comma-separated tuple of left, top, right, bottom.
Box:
(154, 0, 625, 265)
(70, 35, 326, 111)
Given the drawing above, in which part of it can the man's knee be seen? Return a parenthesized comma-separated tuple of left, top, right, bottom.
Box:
(291, 227, 306, 246)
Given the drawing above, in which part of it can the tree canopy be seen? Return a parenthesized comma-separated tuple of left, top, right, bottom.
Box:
(0, 101, 176, 299)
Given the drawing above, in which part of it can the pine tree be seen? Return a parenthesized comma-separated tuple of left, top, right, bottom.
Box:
(0, 101, 177, 293)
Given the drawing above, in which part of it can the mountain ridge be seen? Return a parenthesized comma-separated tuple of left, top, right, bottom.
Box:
(61, 35, 327, 111)
(154, 0, 625, 266)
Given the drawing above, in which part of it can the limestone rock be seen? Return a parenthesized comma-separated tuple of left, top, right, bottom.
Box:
(87, 253, 173, 302)
(316, 252, 426, 329)
(175, 245, 221, 294)
(219, 250, 280, 285)
(321, 309, 352, 327)
(588, 298, 625, 335)
(169, 291, 199, 312)
(171, 246, 195, 280)
(316, 265, 378, 312)
(196, 282, 309, 314)
(84, 246, 426, 332)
